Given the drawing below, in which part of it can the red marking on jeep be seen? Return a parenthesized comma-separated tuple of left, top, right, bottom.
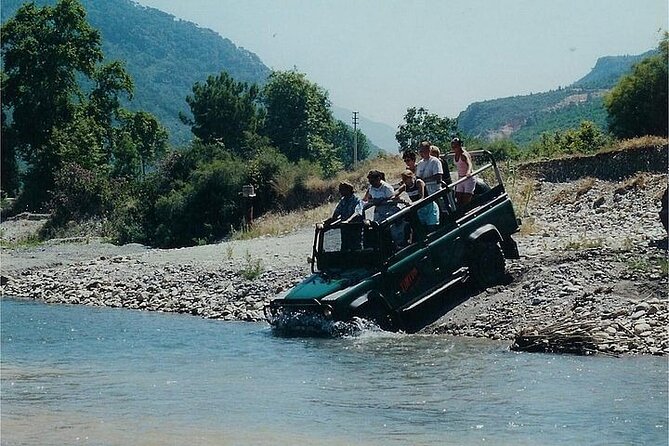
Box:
(399, 267, 419, 293)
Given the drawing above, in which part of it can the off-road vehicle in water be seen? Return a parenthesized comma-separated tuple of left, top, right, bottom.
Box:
(265, 150, 521, 334)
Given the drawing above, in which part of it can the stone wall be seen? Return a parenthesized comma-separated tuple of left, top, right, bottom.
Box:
(518, 144, 668, 182)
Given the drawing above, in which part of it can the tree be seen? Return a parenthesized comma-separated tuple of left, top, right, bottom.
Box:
(1, 106, 20, 196)
(396, 107, 458, 153)
(182, 71, 262, 156)
(2, 0, 104, 207)
(604, 33, 668, 138)
(120, 111, 169, 177)
(262, 70, 333, 162)
(330, 119, 371, 169)
(87, 60, 134, 161)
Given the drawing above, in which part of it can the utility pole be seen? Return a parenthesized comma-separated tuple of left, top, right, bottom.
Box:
(352, 111, 359, 170)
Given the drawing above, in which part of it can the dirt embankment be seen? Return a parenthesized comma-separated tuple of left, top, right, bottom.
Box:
(1, 144, 667, 355)
(518, 142, 667, 182)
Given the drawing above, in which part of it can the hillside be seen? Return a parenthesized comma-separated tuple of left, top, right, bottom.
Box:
(331, 105, 397, 154)
(2, 0, 271, 145)
(457, 51, 655, 146)
(2, 0, 388, 150)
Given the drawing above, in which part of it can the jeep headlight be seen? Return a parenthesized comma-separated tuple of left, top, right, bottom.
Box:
(322, 305, 333, 319)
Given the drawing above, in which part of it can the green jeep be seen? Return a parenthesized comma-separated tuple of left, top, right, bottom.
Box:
(265, 151, 520, 334)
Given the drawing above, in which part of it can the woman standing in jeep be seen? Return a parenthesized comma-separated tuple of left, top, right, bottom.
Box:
(451, 137, 475, 206)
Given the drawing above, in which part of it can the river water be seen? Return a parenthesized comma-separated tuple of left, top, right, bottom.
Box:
(1, 298, 667, 446)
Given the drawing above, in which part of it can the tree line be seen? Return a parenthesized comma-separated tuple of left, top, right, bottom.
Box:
(1, 1, 666, 248)
(1, 0, 371, 247)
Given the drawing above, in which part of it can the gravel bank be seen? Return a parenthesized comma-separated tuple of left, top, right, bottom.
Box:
(2, 172, 667, 356)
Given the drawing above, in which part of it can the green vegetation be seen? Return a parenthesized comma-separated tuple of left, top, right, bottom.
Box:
(239, 250, 265, 280)
(1, 0, 373, 248)
(1, 1, 665, 250)
(457, 50, 659, 147)
(395, 107, 458, 152)
(1, 0, 167, 210)
(604, 34, 668, 139)
(1, 0, 272, 146)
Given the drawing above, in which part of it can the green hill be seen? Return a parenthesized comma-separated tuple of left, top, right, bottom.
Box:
(2, 0, 272, 145)
(2, 0, 392, 150)
(457, 51, 655, 146)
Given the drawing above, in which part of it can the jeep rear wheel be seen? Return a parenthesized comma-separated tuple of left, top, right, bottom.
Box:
(470, 241, 505, 289)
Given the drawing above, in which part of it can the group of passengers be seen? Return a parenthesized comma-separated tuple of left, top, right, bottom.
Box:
(324, 137, 477, 250)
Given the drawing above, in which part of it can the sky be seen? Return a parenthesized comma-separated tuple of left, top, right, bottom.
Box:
(136, 0, 666, 128)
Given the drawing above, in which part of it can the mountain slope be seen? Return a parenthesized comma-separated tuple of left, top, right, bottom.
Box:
(2, 0, 393, 150)
(2, 0, 271, 145)
(331, 106, 398, 154)
(457, 51, 654, 145)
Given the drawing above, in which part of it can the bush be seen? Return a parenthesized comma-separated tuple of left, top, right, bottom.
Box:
(526, 121, 611, 159)
(482, 139, 520, 161)
(147, 152, 246, 247)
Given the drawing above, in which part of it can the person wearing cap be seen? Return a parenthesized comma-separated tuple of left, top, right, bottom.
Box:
(321, 181, 364, 251)
(415, 141, 443, 196)
(324, 181, 363, 226)
(451, 137, 476, 206)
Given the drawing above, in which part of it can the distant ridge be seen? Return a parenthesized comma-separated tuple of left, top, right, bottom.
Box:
(457, 51, 656, 145)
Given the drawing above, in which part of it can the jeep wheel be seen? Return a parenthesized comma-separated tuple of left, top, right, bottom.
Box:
(470, 241, 505, 289)
(356, 292, 398, 331)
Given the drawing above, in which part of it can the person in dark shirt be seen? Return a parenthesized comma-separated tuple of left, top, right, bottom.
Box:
(325, 181, 363, 225)
(323, 181, 364, 251)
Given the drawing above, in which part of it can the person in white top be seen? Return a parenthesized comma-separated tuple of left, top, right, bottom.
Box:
(451, 137, 476, 206)
(362, 170, 398, 221)
(415, 141, 443, 196)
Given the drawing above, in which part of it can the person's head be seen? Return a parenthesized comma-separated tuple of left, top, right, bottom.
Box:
(338, 181, 354, 197)
(367, 170, 383, 187)
(419, 141, 431, 160)
(451, 137, 463, 153)
(430, 145, 441, 158)
(400, 169, 415, 185)
(403, 151, 417, 166)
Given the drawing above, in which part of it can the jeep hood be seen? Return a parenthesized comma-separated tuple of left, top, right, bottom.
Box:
(284, 271, 365, 301)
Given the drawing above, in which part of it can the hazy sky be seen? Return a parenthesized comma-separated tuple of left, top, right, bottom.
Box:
(136, 0, 666, 127)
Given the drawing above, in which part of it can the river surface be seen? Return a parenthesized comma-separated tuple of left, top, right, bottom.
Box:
(1, 298, 667, 446)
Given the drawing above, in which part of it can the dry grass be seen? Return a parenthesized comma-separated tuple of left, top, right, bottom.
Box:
(614, 135, 668, 152)
(575, 177, 596, 198)
(519, 216, 539, 236)
(231, 205, 332, 240)
(550, 177, 596, 205)
(231, 155, 405, 240)
(564, 237, 604, 251)
(507, 178, 537, 218)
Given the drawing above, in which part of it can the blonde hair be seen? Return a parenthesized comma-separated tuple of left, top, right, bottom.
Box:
(401, 169, 415, 180)
(430, 145, 441, 157)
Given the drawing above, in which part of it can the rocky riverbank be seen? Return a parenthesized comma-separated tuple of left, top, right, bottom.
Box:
(2, 166, 667, 356)
(428, 172, 668, 356)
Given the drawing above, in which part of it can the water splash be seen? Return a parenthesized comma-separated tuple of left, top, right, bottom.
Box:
(267, 309, 384, 338)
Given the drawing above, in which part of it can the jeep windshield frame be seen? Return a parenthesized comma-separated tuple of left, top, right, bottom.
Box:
(313, 221, 391, 273)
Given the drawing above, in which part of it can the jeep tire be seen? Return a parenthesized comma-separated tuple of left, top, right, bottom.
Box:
(470, 241, 505, 289)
